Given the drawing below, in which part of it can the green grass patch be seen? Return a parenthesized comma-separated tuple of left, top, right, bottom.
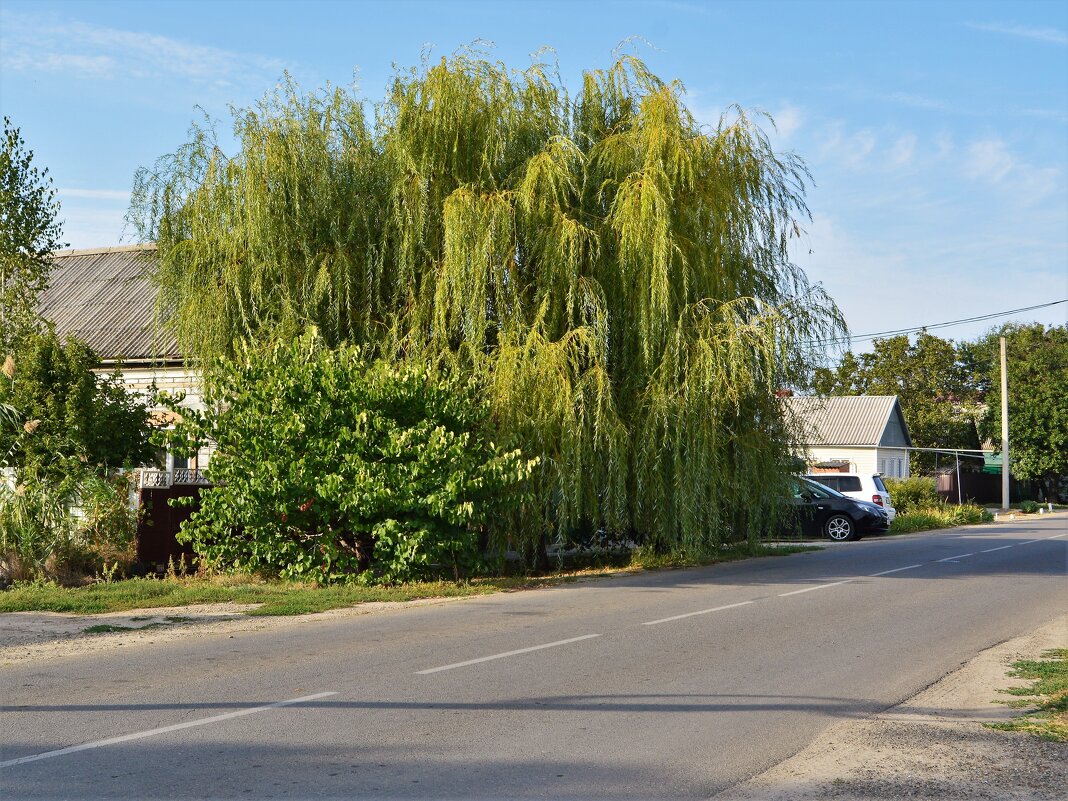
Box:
(889, 504, 993, 534)
(987, 649, 1068, 741)
(83, 623, 138, 634)
(0, 543, 819, 616)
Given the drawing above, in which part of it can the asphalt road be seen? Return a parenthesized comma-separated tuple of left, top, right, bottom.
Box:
(2, 515, 1066, 801)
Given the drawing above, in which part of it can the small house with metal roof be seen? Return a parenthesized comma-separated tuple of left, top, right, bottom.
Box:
(38, 244, 210, 479)
(786, 395, 912, 479)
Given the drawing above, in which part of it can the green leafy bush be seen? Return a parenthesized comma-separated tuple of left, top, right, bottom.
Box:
(1018, 500, 1041, 514)
(165, 333, 538, 584)
(884, 476, 940, 514)
(0, 330, 157, 477)
(889, 503, 992, 534)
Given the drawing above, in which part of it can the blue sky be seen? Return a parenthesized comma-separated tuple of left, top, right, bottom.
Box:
(2, 0, 1065, 348)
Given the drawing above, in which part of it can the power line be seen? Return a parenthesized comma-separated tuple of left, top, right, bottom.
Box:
(811, 298, 1067, 347)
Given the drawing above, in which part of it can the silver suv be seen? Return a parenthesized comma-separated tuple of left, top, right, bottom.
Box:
(804, 473, 897, 522)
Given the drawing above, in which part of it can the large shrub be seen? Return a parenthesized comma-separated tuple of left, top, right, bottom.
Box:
(884, 476, 940, 514)
(166, 333, 537, 584)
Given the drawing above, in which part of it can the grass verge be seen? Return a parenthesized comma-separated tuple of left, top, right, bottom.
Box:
(889, 503, 992, 534)
(987, 648, 1068, 741)
(0, 543, 818, 617)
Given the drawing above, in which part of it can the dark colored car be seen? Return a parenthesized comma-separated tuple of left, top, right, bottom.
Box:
(787, 477, 890, 541)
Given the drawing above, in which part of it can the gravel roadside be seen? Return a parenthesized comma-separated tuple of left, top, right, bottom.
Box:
(712, 614, 1068, 800)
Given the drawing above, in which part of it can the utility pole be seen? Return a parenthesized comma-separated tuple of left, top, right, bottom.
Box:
(1000, 336, 1010, 510)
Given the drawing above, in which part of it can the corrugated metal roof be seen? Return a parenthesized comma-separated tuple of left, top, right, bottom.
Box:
(37, 245, 179, 362)
(787, 395, 907, 447)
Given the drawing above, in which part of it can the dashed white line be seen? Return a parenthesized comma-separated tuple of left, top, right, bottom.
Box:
(980, 545, 1013, 553)
(868, 564, 922, 577)
(0, 692, 337, 769)
(416, 634, 602, 675)
(936, 553, 975, 562)
(642, 601, 754, 626)
(1019, 539, 1043, 546)
(778, 579, 853, 597)
(1047, 533, 1066, 539)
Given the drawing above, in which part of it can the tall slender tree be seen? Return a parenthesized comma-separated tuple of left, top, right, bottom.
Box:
(1, 118, 65, 353)
(130, 52, 846, 556)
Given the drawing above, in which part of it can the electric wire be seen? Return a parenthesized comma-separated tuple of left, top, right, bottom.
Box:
(809, 298, 1067, 347)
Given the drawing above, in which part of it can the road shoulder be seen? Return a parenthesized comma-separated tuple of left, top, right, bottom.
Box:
(713, 614, 1068, 800)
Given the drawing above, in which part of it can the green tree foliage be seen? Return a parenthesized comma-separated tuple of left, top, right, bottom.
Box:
(813, 331, 981, 470)
(1, 117, 65, 353)
(0, 329, 157, 479)
(163, 333, 538, 583)
(978, 324, 1068, 500)
(130, 52, 845, 555)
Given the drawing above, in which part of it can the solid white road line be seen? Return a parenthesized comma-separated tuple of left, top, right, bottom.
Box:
(980, 545, 1013, 553)
(416, 634, 602, 675)
(0, 692, 337, 769)
(778, 579, 852, 597)
(642, 601, 754, 626)
(1049, 533, 1066, 539)
(936, 553, 975, 562)
(868, 564, 923, 577)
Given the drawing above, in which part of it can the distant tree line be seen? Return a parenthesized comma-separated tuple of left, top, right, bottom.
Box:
(813, 325, 1067, 500)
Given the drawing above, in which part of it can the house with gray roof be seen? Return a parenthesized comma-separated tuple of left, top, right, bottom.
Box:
(39, 245, 209, 481)
(786, 395, 913, 479)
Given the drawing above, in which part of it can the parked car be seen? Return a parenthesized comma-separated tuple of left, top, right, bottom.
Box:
(787, 477, 890, 541)
(804, 472, 897, 522)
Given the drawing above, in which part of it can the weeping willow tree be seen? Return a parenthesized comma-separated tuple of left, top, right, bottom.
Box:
(130, 51, 846, 557)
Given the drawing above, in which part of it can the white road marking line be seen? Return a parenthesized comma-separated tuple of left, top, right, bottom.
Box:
(980, 545, 1013, 553)
(642, 601, 754, 626)
(416, 634, 602, 675)
(1048, 533, 1066, 539)
(936, 553, 975, 562)
(868, 564, 923, 577)
(778, 579, 852, 597)
(0, 692, 337, 769)
(1019, 539, 1043, 545)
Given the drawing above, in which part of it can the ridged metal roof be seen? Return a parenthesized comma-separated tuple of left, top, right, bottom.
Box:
(37, 245, 179, 363)
(787, 395, 910, 447)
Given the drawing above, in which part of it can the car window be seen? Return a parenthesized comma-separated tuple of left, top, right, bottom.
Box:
(873, 475, 887, 492)
(798, 477, 839, 498)
(805, 475, 837, 491)
(839, 476, 862, 492)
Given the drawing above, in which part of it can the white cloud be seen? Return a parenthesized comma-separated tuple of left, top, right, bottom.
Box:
(0, 11, 285, 89)
(59, 188, 130, 202)
(818, 125, 877, 169)
(967, 21, 1068, 46)
(960, 138, 1060, 202)
(57, 205, 133, 249)
(965, 139, 1016, 182)
(773, 104, 803, 141)
(888, 134, 917, 168)
(884, 91, 947, 111)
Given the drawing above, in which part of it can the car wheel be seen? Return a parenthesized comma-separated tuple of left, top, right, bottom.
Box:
(825, 514, 857, 541)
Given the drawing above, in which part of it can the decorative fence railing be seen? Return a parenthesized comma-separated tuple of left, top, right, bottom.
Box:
(137, 468, 211, 489)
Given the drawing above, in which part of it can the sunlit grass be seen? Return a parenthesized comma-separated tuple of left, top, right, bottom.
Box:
(0, 543, 819, 616)
(988, 649, 1068, 742)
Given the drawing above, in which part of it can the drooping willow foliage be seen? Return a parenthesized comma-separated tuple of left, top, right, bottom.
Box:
(130, 52, 846, 555)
